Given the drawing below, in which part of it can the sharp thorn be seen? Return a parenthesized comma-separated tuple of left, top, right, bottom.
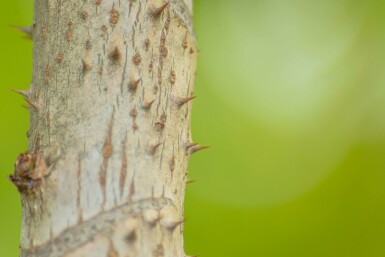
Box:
(190, 145, 210, 154)
(150, 142, 162, 155)
(166, 219, 185, 232)
(82, 59, 91, 73)
(11, 25, 33, 39)
(11, 88, 30, 98)
(128, 78, 141, 92)
(129, 108, 138, 118)
(176, 96, 196, 107)
(152, 2, 169, 18)
(125, 229, 137, 242)
(186, 142, 199, 150)
(23, 98, 39, 110)
(109, 47, 121, 62)
(143, 99, 155, 110)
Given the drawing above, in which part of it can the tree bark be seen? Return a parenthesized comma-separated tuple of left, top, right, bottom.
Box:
(10, 0, 197, 256)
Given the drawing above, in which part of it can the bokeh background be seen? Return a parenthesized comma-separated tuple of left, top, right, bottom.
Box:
(1, 0, 385, 256)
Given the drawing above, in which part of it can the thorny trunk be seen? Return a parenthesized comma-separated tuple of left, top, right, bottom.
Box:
(10, 0, 199, 256)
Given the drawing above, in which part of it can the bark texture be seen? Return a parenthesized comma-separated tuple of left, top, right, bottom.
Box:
(10, 0, 197, 256)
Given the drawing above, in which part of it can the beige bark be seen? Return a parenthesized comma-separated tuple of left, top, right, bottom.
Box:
(10, 0, 198, 256)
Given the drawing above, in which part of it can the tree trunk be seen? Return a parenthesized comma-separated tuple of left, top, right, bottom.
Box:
(10, 0, 197, 256)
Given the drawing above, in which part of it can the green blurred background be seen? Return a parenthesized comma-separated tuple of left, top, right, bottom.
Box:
(1, 0, 385, 256)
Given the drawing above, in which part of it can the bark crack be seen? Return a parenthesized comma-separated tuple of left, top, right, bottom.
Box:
(20, 198, 173, 257)
(99, 111, 115, 209)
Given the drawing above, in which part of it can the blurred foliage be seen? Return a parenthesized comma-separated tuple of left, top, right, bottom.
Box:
(1, 0, 385, 256)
